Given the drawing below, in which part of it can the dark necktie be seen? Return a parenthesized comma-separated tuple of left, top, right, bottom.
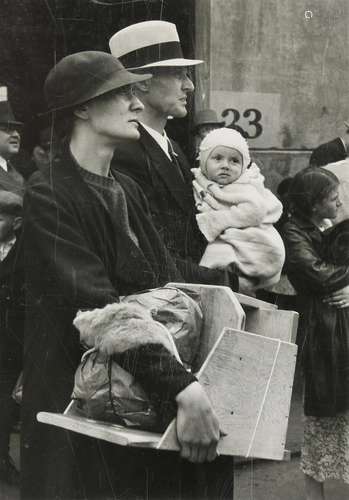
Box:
(167, 139, 185, 182)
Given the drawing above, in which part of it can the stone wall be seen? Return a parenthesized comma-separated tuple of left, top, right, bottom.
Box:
(195, 0, 349, 179)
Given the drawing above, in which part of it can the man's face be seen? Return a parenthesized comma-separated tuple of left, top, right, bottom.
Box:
(142, 67, 195, 119)
(0, 125, 20, 159)
(85, 85, 144, 143)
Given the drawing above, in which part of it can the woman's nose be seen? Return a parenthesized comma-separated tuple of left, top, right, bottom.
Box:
(130, 95, 144, 112)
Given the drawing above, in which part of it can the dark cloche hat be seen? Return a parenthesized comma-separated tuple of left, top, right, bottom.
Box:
(0, 87, 23, 127)
(44, 51, 152, 112)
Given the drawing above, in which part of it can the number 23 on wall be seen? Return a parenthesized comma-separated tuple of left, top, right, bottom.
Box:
(221, 108, 263, 139)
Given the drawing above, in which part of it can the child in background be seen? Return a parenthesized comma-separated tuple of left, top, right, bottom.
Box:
(282, 167, 349, 500)
(192, 128, 285, 291)
(0, 190, 24, 485)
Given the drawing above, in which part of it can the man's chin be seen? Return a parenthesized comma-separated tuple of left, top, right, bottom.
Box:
(8, 146, 20, 155)
(171, 107, 188, 119)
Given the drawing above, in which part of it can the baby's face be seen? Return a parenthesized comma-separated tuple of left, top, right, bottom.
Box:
(205, 146, 243, 185)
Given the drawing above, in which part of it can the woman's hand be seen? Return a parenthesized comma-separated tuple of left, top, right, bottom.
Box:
(175, 381, 220, 463)
(323, 284, 349, 309)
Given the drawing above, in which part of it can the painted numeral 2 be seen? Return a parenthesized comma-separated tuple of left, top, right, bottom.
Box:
(221, 108, 263, 139)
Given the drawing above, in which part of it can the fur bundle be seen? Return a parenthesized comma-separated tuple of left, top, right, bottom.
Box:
(73, 302, 180, 360)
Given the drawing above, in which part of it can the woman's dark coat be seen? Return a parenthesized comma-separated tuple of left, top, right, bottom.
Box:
(283, 215, 349, 417)
(20, 149, 197, 499)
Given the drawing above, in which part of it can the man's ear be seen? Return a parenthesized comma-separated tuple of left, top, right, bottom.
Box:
(73, 103, 89, 120)
(135, 80, 151, 94)
(13, 216, 22, 232)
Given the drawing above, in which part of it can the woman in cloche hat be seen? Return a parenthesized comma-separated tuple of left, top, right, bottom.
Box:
(20, 51, 221, 500)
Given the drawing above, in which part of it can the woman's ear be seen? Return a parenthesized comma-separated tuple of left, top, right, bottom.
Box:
(73, 103, 89, 120)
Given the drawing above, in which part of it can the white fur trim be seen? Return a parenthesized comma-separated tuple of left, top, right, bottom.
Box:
(73, 302, 181, 361)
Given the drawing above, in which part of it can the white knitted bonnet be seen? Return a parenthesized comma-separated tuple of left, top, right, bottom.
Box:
(199, 127, 251, 173)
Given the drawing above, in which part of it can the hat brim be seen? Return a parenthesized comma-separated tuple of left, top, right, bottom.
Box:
(0, 120, 23, 127)
(128, 58, 203, 70)
(45, 69, 152, 114)
(192, 121, 225, 132)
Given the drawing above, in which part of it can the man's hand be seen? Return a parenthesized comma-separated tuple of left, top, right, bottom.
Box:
(175, 381, 220, 463)
(323, 284, 349, 309)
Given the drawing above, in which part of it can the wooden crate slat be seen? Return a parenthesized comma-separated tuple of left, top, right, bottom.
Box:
(247, 340, 297, 459)
(166, 283, 245, 369)
(37, 411, 162, 448)
(245, 308, 299, 343)
(159, 328, 296, 459)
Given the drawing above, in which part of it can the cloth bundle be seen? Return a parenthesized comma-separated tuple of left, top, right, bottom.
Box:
(72, 286, 203, 430)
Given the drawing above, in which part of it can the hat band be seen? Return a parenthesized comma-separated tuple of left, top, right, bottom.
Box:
(119, 41, 184, 68)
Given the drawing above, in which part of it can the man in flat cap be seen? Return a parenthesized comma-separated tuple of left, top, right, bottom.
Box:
(310, 123, 349, 167)
(0, 87, 24, 195)
(109, 21, 238, 290)
(0, 190, 23, 486)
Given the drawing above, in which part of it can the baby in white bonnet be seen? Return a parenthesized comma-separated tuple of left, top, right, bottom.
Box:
(192, 127, 285, 291)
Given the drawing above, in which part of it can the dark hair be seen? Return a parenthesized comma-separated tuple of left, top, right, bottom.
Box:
(277, 177, 293, 198)
(288, 167, 339, 217)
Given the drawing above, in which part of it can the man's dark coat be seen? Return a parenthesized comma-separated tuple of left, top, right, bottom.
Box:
(0, 233, 24, 458)
(112, 125, 237, 288)
(0, 161, 25, 195)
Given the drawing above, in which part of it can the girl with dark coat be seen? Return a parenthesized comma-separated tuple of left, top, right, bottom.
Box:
(282, 167, 349, 500)
(20, 52, 230, 500)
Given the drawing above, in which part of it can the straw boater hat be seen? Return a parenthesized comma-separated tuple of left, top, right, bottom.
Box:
(0, 87, 22, 127)
(109, 20, 203, 69)
(44, 51, 152, 113)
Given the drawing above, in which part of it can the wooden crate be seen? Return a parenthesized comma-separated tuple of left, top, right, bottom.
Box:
(38, 284, 298, 460)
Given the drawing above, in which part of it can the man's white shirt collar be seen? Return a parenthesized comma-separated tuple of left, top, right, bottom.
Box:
(340, 137, 347, 154)
(0, 156, 8, 172)
(141, 123, 171, 160)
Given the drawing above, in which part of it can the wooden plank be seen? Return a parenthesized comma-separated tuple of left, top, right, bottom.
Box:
(159, 328, 297, 460)
(37, 412, 162, 448)
(234, 293, 277, 310)
(167, 283, 245, 370)
(246, 339, 297, 459)
(245, 308, 299, 343)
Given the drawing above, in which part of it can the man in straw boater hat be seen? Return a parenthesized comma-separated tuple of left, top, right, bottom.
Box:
(0, 87, 24, 195)
(109, 21, 238, 291)
(20, 51, 225, 500)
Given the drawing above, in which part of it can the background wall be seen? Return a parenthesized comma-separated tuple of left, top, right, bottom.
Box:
(195, 0, 349, 188)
